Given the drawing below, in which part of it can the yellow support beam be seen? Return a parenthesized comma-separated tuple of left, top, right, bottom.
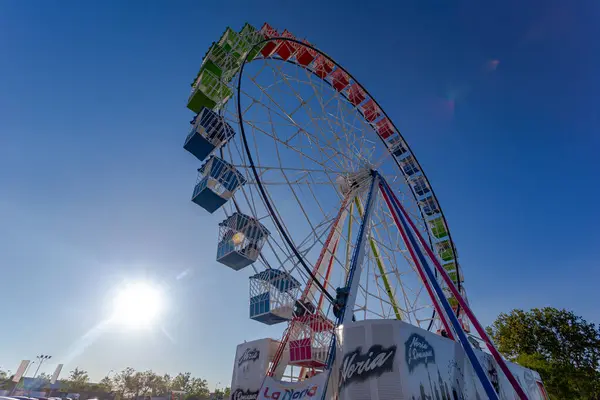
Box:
(344, 202, 354, 281)
(354, 197, 403, 320)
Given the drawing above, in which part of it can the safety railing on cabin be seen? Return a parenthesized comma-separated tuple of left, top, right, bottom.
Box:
(249, 269, 301, 325)
(217, 212, 270, 270)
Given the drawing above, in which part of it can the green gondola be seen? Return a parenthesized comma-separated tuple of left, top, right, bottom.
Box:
(428, 216, 448, 239)
(239, 23, 264, 61)
(436, 239, 454, 261)
(187, 68, 233, 112)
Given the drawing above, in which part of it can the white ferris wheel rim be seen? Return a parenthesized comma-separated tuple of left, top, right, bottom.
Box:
(216, 37, 463, 332)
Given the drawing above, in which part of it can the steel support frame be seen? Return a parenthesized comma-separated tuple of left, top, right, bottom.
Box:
(380, 176, 528, 400)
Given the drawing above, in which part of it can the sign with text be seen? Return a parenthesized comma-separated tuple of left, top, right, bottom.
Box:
(258, 372, 327, 400)
(404, 333, 435, 373)
(230, 338, 276, 400)
(337, 320, 403, 399)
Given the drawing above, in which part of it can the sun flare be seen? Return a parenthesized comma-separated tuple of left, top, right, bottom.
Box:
(112, 282, 164, 328)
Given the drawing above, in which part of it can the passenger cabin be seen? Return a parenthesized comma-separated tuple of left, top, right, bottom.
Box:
(347, 83, 366, 106)
(184, 107, 236, 162)
(260, 23, 279, 57)
(436, 239, 454, 261)
(217, 212, 269, 270)
(187, 67, 233, 112)
(443, 262, 463, 283)
(410, 175, 430, 197)
(296, 40, 317, 66)
(218, 27, 247, 60)
(274, 30, 298, 61)
(388, 136, 408, 158)
(420, 196, 440, 216)
(361, 99, 380, 122)
(191, 156, 246, 213)
(330, 69, 349, 92)
(375, 117, 394, 139)
(249, 269, 300, 325)
(239, 23, 264, 62)
(400, 156, 419, 176)
(187, 43, 240, 112)
(288, 313, 335, 368)
(312, 55, 334, 78)
(201, 43, 240, 82)
(428, 216, 448, 239)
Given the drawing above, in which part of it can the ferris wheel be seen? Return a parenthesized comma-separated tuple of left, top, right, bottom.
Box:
(182, 23, 532, 400)
(184, 20, 475, 377)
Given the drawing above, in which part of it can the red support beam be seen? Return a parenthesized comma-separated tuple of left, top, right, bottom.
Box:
(379, 184, 455, 341)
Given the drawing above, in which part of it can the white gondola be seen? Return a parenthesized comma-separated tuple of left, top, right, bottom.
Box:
(249, 269, 300, 325)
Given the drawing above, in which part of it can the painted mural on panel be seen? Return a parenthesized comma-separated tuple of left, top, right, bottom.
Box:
(400, 326, 480, 400)
(335, 319, 545, 400)
(230, 338, 278, 400)
(337, 320, 404, 399)
(236, 320, 547, 400)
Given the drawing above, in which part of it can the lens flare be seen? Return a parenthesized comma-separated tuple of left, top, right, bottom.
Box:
(112, 282, 164, 328)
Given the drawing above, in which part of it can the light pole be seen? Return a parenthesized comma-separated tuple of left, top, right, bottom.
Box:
(32, 355, 52, 379)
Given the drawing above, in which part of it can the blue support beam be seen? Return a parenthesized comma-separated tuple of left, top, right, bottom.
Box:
(320, 171, 380, 399)
(379, 176, 500, 400)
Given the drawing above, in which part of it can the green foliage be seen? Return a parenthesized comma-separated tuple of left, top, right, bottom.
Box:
(487, 307, 600, 399)
(0, 369, 11, 390)
(113, 367, 136, 399)
(37, 372, 52, 384)
(171, 372, 209, 398)
(213, 387, 230, 400)
(65, 367, 91, 392)
(98, 375, 113, 392)
(1, 365, 214, 400)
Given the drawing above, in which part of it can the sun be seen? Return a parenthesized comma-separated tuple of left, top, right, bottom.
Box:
(111, 282, 164, 328)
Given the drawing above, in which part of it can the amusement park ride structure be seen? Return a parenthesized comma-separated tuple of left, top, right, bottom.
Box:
(181, 23, 544, 400)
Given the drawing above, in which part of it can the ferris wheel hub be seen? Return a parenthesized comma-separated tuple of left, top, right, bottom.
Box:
(336, 168, 375, 196)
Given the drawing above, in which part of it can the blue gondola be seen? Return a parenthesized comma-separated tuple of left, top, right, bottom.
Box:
(411, 175, 431, 196)
(184, 107, 236, 162)
(420, 195, 440, 216)
(192, 156, 246, 213)
(388, 136, 408, 158)
(400, 156, 419, 176)
(217, 212, 270, 270)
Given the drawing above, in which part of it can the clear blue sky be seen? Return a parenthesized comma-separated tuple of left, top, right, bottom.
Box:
(1, 0, 598, 388)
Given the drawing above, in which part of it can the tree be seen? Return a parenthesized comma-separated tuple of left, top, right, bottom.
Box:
(170, 372, 192, 393)
(136, 370, 162, 397)
(113, 367, 136, 399)
(65, 367, 90, 392)
(487, 307, 600, 399)
(126, 371, 143, 399)
(33, 372, 52, 389)
(188, 378, 209, 398)
(213, 387, 230, 400)
(149, 373, 171, 396)
(37, 372, 52, 383)
(171, 373, 209, 398)
(0, 370, 11, 390)
(98, 375, 114, 392)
